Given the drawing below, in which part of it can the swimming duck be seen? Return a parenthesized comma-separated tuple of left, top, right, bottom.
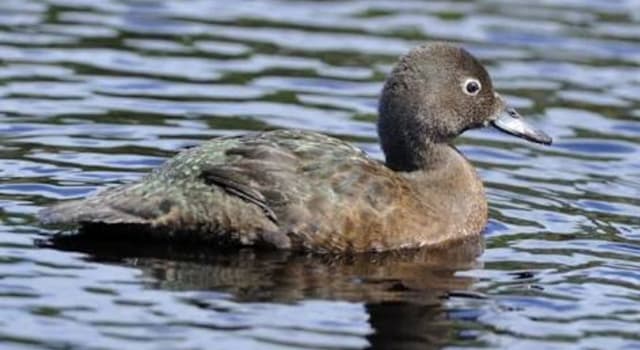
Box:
(39, 43, 551, 252)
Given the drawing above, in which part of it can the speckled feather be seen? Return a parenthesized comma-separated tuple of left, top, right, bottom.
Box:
(39, 129, 485, 252)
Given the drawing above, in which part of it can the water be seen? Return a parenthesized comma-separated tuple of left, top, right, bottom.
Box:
(1, 0, 639, 349)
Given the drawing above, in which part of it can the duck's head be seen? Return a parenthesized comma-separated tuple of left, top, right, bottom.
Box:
(378, 43, 551, 171)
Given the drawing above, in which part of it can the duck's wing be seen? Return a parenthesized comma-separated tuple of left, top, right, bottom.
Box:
(39, 130, 429, 250)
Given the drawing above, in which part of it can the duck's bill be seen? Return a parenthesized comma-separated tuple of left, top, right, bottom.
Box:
(491, 107, 552, 145)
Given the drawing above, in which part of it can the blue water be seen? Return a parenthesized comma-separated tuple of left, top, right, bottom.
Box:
(1, 0, 640, 349)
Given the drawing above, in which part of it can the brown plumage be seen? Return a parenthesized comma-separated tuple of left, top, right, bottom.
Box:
(39, 43, 552, 252)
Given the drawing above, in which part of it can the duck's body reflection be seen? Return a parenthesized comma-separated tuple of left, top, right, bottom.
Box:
(50, 235, 484, 349)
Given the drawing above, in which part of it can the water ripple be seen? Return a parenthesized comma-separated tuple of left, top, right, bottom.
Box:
(0, 0, 639, 349)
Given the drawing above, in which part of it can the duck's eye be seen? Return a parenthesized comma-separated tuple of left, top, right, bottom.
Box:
(463, 79, 481, 96)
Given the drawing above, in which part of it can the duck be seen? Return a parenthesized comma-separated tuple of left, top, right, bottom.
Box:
(39, 42, 552, 253)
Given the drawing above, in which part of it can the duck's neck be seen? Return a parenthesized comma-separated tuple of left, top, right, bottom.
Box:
(379, 124, 452, 172)
(377, 72, 454, 172)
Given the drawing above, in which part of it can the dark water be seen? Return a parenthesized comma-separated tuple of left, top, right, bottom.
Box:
(1, 0, 640, 349)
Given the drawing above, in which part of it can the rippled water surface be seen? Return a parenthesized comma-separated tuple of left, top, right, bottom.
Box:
(1, 0, 640, 349)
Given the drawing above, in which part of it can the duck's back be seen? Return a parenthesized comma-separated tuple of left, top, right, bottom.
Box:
(41, 130, 450, 252)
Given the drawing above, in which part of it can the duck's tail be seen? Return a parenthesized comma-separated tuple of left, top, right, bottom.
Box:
(38, 182, 283, 246)
(38, 198, 151, 226)
(38, 184, 170, 227)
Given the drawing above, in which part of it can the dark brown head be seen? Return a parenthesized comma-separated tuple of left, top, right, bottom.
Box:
(378, 43, 551, 171)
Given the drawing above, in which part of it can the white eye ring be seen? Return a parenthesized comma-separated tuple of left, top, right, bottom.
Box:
(462, 78, 482, 96)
